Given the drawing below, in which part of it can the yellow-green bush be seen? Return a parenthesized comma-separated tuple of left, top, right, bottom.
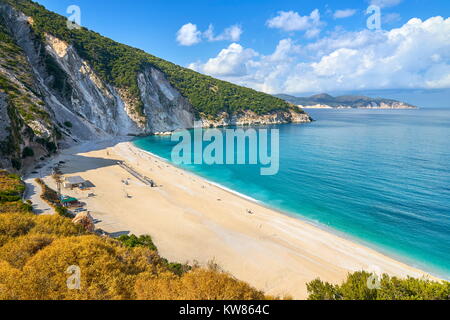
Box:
(135, 268, 266, 300)
(0, 201, 33, 214)
(0, 260, 22, 300)
(31, 214, 85, 237)
(14, 235, 151, 300)
(0, 171, 25, 203)
(0, 229, 267, 300)
(0, 234, 54, 268)
(0, 170, 267, 301)
(0, 213, 35, 238)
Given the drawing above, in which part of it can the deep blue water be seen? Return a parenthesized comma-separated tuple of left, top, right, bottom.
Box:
(134, 109, 450, 278)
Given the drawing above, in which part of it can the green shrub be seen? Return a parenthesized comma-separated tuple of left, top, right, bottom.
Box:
(63, 121, 72, 128)
(11, 158, 21, 170)
(55, 206, 72, 218)
(117, 234, 157, 251)
(0, 171, 25, 202)
(307, 271, 450, 300)
(22, 146, 34, 158)
(165, 261, 192, 277)
(117, 234, 192, 276)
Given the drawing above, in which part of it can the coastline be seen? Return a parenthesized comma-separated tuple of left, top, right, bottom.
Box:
(301, 106, 417, 110)
(33, 139, 437, 299)
(132, 141, 447, 281)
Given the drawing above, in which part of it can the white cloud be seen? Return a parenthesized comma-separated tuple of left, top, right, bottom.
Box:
(305, 28, 322, 39)
(269, 39, 302, 61)
(189, 43, 257, 77)
(204, 24, 243, 42)
(177, 23, 243, 46)
(333, 9, 357, 19)
(189, 17, 450, 94)
(176, 23, 201, 46)
(370, 0, 403, 8)
(266, 10, 323, 36)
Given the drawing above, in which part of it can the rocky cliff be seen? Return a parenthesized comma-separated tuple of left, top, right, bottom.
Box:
(201, 109, 311, 128)
(1, 4, 194, 138)
(0, 0, 311, 171)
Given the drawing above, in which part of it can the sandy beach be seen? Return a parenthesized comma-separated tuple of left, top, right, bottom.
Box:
(36, 139, 434, 299)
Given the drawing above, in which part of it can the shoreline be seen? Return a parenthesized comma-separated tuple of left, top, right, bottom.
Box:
(32, 138, 438, 299)
(132, 140, 448, 282)
(301, 107, 418, 110)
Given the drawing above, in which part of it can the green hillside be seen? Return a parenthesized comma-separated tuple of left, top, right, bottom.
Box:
(4, 0, 301, 119)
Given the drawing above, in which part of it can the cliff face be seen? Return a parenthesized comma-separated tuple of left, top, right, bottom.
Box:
(1, 4, 195, 137)
(0, 93, 10, 169)
(0, 93, 9, 143)
(137, 67, 194, 132)
(201, 110, 311, 128)
(0, 2, 311, 171)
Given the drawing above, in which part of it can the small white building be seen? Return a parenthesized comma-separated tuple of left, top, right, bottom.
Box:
(63, 176, 86, 189)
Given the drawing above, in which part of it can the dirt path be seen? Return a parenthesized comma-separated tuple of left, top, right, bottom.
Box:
(23, 172, 54, 215)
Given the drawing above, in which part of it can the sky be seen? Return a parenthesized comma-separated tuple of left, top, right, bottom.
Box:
(35, 0, 450, 107)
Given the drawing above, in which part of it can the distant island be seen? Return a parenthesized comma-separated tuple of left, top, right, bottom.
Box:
(275, 93, 417, 109)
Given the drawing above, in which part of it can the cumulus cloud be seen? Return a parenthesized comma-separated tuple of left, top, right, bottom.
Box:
(333, 9, 357, 19)
(305, 28, 322, 39)
(189, 43, 257, 77)
(266, 10, 323, 37)
(204, 24, 243, 42)
(177, 23, 242, 46)
(189, 17, 450, 94)
(369, 0, 403, 8)
(269, 38, 302, 61)
(176, 23, 202, 46)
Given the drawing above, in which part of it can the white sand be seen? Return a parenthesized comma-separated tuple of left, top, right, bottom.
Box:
(40, 139, 434, 299)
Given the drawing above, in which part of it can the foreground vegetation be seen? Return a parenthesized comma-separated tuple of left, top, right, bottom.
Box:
(0, 170, 267, 300)
(307, 271, 450, 300)
(2, 170, 449, 300)
(0, 171, 31, 213)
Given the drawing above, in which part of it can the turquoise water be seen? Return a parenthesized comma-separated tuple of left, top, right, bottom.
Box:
(134, 109, 450, 278)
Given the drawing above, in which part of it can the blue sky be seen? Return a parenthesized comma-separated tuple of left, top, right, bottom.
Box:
(35, 0, 450, 106)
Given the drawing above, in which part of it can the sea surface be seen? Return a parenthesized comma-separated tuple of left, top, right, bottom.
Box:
(134, 108, 450, 279)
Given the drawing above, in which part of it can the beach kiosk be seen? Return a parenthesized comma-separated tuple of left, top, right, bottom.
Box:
(63, 176, 86, 189)
(61, 196, 79, 207)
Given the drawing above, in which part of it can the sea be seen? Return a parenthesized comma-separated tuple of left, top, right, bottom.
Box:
(134, 108, 450, 279)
